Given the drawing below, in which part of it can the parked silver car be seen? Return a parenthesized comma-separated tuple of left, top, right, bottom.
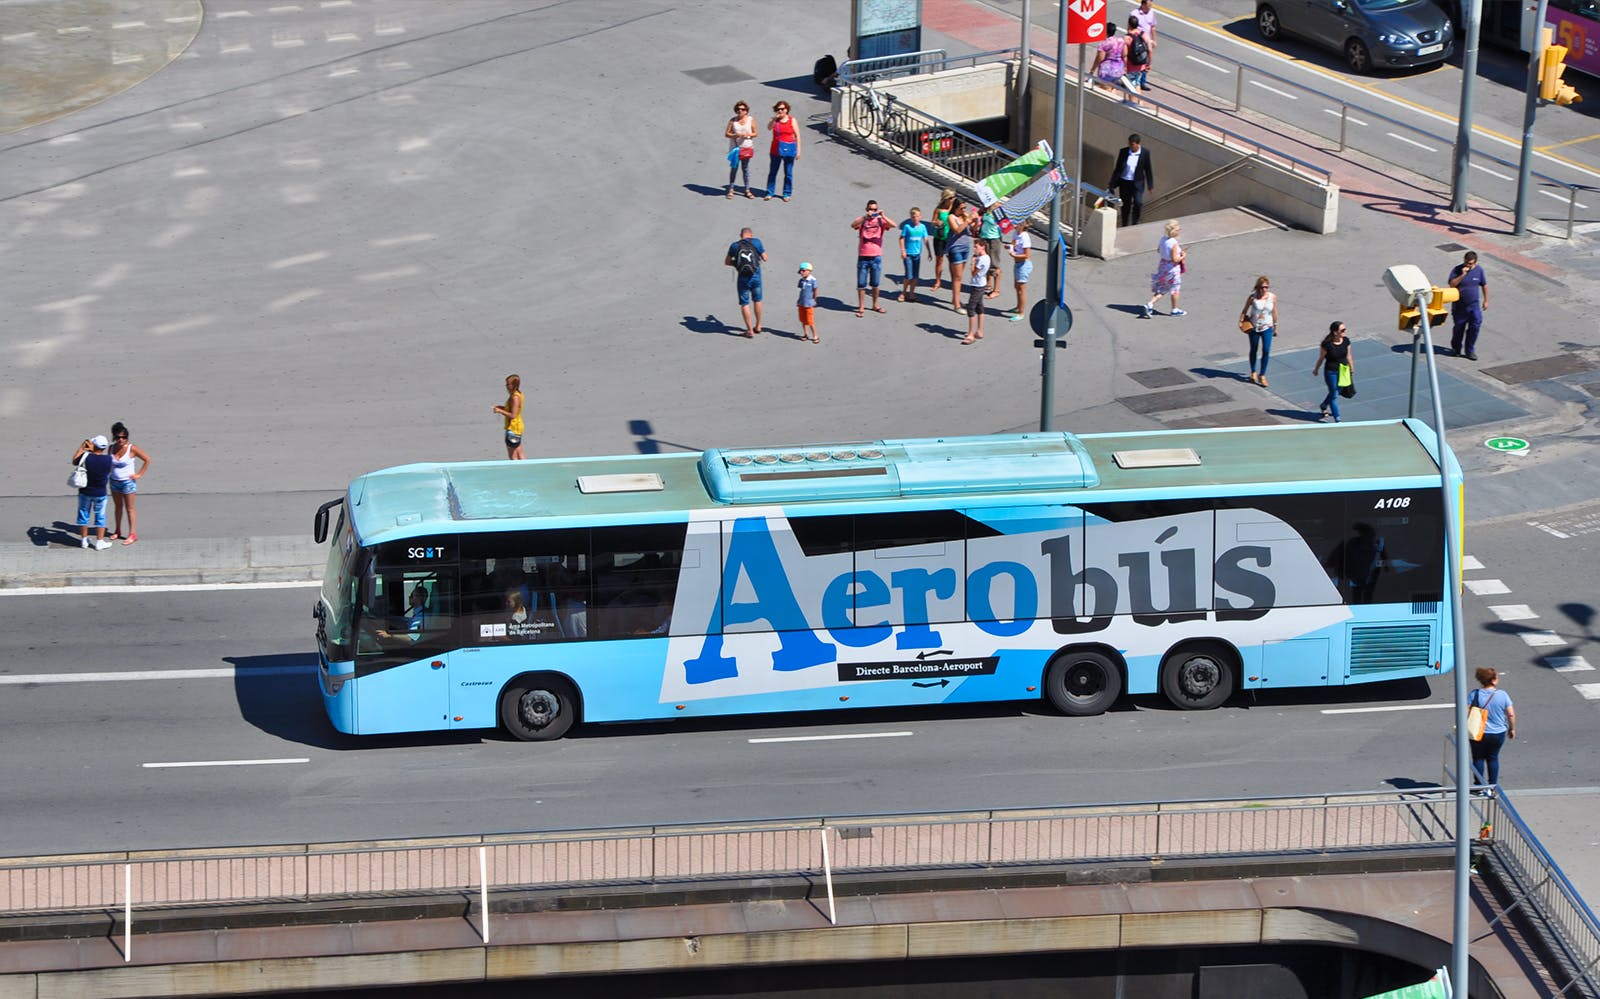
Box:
(1256, 0, 1455, 72)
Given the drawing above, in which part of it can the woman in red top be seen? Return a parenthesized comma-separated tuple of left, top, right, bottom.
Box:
(764, 101, 801, 202)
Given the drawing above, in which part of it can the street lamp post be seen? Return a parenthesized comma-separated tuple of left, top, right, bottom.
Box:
(1382, 264, 1472, 998)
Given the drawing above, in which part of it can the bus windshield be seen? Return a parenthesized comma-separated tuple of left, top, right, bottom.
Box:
(318, 508, 359, 662)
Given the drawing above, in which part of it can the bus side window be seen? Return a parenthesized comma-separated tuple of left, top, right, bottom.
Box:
(591, 523, 688, 639)
(459, 531, 590, 642)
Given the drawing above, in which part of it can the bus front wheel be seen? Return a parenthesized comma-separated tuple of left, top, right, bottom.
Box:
(1159, 645, 1235, 710)
(500, 674, 579, 741)
(1043, 649, 1122, 716)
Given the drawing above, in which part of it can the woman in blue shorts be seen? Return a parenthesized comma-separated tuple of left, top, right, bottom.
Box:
(107, 421, 153, 545)
(944, 201, 973, 312)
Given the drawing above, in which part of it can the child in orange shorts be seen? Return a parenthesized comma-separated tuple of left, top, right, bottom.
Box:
(797, 262, 819, 343)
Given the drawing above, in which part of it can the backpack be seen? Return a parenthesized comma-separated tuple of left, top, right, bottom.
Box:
(734, 239, 760, 278)
(1128, 31, 1149, 66)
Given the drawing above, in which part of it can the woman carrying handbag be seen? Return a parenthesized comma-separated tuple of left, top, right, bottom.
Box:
(1468, 667, 1516, 787)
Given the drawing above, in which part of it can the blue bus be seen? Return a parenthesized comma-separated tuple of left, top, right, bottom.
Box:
(312, 422, 1460, 741)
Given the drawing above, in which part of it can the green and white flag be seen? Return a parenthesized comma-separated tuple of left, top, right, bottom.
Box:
(975, 141, 1053, 208)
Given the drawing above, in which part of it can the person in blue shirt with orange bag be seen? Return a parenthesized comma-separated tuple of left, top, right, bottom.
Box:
(1469, 667, 1516, 787)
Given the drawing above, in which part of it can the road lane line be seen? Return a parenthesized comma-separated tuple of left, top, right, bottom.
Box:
(1320, 704, 1452, 714)
(1518, 630, 1567, 648)
(0, 665, 315, 685)
(143, 758, 309, 769)
(1529, 522, 1572, 539)
(1461, 555, 1484, 571)
(1537, 188, 1589, 209)
(1470, 162, 1514, 181)
(749, 731, 914, 744)
(1385, 132, 1438, 153)
(1320, 108, 1368, 126)
(0, 581, 319, 597)
(1487, 604, 1537, 621)
(1248, 80, 1298, 100)
(1546, 656, 1593, 673)
(1184, 54, 1229, 73)
(1464, 578, 1510, 596)
(1576, 684, 1600, 700)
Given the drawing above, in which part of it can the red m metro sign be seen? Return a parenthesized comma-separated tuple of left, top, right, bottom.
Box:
(1066, 0, 1107, 43)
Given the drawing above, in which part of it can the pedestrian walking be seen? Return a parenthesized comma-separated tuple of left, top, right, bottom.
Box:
(1141, 219, 1185, 318)
(1132, 0, 1158, 90)
(944, 201, 974, 311)
(1447, 250, 1488, 360)
(851, 199, 895, 316)
(1007, 227, 1032, 321)
(70, 434, 115, 550)
(979, 207, 1003, 299)
(724, 100, 758, 199)
(1312, 321, 1353, 423)
(493, 374, 525, 459)
(1089, 22, 1131, 97)
(930, 188, 958, 292)
(960, 238, 990, 345)
(764, 100, 801, 201)
(107, 421, 152, 545)
(1469, 667, 1516, 786)
(796, 262, 820, 343)
(1109, 134, 1154, 228)
(898, 207, 931, 302)
(1238, 275, 1278, 387)
(1124, 16, 1152, 97)
(725, 226, 768, 336)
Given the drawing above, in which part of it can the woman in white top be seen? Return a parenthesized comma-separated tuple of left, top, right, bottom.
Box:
(1238, 275, 1278, 387)
(1142, 220, 1185, 318)
(724, 100, 758, 199)
(107, 421, 153, 545)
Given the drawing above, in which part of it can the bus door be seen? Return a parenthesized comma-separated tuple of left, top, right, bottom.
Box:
(353, 565, 457, 733)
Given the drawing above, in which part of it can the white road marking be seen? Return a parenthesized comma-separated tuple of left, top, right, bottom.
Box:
(325, 32, 360, 42)
(269, 250, 329, 269)
(1546, 656, 1594, 673)
(1321, 704, 1452, 715)
(143, 758, 309, 769)
(328, 66, 360, 77)
(2, 31, 38, 42)
(1575, 684, 1600, 700)
(1386, 132, 1438, 153)
(749, 731, 914, 744)
(1470, 162, 1514, 181)
(1184, 54, 1228, 73)
(1321, 108, 1368, 126)
(1487, 604, 1537, 621)
(1464, 578, 1510, 596)
(111, 21, 148, 29)
(1538, 189, 1589, 209)
(0, 581, 318, 597)
(165, 15, 199, 24)
(216, 9, 253, 18)
(1519, 630, 1567, 648)
(1530, 522, 1572, 539)
(0, 666, 316, 685)
(1248, 80, 1298, 100)
(57, 26, 91, 35)
(1461, 555, 1484, 571)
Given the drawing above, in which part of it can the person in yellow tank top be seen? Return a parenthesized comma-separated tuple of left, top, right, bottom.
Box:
(493, 373, 525, 460)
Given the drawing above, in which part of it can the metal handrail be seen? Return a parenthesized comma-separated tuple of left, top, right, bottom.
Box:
(1151, 31, 1587, 237)
(1022, 47, 1334, 186)
(838, 48, 951, 84)
(1143, 154, 1255, 216)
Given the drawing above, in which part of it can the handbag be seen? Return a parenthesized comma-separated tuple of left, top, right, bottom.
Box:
(738, 145, 754, 161)
(1238, 317, 1254, 334)
(69, 454, 88, 490)
(777, 141, 798, 158)
(1466, 690, 1489, 742)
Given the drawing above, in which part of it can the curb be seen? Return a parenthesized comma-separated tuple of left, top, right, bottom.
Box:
(0, 536, 323, 590)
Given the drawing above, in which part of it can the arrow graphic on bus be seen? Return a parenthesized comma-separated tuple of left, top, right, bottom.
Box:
(912, 679, 951, 688)
(916, 650, 954, 659)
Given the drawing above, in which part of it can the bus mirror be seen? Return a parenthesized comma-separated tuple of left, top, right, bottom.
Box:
(313, 497, 343, 544)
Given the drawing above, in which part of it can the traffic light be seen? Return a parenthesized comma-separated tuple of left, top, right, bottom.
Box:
(1397, 286, 1458, 330)
(1539, 33, 1581, 105)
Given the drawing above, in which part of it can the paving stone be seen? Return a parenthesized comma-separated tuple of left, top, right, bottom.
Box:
(1127, 367, 1194, 389)
(1163, 408, 1283, 429)
(1116, 386, 1231, 415)
(1481, 354, 1594, 385)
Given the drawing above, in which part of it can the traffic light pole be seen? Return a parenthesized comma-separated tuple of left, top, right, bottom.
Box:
(1040, 0, 1068, 432)
(1450, 0, 1483, 212)
(1514, 0, 1551, 235)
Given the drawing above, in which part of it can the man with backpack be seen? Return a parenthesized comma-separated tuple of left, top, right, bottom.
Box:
(1125, 15, 1152, 93)
(725, 226, 768, 337)
(1132, 0, 1157, 91)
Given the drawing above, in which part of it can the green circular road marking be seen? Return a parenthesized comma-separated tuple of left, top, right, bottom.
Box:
(1484, 437, 1530, 453)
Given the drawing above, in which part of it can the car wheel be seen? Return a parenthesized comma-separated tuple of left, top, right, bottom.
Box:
(1345, 39, 1372, 73)
(1256, 5, 1281, 40)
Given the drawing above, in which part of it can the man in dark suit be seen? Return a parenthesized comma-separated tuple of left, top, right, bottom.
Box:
(1108, 134, 1154, 227)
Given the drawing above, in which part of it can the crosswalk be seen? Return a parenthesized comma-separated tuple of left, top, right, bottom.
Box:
(1462, 553, 1600, 702)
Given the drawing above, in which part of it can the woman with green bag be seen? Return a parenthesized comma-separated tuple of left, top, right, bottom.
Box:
(1312, 321, 1352, 422)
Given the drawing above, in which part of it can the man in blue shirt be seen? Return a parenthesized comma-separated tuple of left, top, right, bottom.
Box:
(1447, 250, 1489, 361)
(725, 227, 768, 337)
(71, 434, 115, 549)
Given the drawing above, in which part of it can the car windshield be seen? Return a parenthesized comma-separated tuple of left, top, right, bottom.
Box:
(318, 510, 359, 662)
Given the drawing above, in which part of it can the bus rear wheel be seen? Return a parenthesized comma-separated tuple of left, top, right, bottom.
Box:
(1159, 646, 1235, 710)
(500, 674, 578, 741)
(1043, 649, 1122, 716)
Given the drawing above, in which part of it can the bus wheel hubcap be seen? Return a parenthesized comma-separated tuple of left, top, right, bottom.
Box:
(1181, 659, 1220, 696)
(520, 690, 560, 728)
(1066, 664, 1104, 697)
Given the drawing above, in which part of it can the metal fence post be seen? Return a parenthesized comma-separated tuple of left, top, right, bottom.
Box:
(123, 863, 132, 963)
(1339, 106, 1349, 152)
(1568, 187, 1579, 240)
(819, 828, 837, 926)
(1235, 66, 1244, 112)
(478, 846, 489, 944)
